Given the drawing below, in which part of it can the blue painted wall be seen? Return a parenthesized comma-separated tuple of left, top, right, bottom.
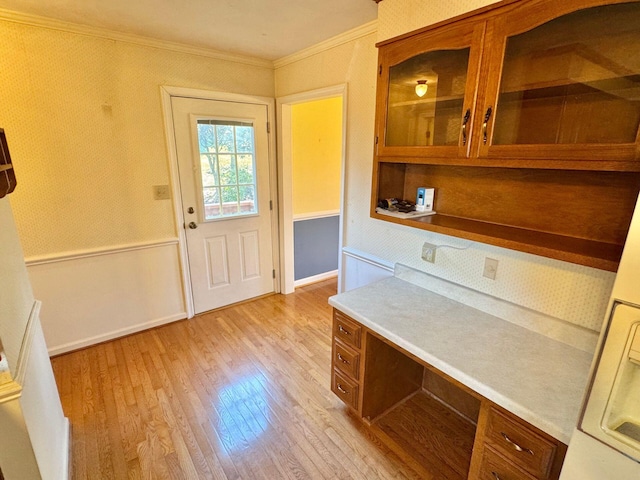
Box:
(294, 215, 339, 281)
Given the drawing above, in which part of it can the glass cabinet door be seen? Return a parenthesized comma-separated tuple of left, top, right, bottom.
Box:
(376, 21, 485, 158)
(477, 0, 640, 163)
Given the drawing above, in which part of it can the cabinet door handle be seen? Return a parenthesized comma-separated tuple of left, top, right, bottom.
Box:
(461, 109, 471, 145)
(337, 353, 350, 365)
(483, 106, 493, 144)
(337, 384, 349, 394)
(501, 432, 534, 455)
(491, 472, 501, 480)
(338, 325, 351, 335)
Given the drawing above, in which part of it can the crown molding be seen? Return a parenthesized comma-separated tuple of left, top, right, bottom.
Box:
(0, 7, 274, 69)
(274, 20, 377, 69)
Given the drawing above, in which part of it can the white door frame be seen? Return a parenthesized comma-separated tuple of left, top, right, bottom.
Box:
(276, 84, 348, 294)
(161, 86, 280, 318)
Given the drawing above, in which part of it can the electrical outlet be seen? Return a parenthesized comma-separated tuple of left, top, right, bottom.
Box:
(421, 242, 437, 263)
(483, 257, 498, 280)
(153, 185, 170, 200)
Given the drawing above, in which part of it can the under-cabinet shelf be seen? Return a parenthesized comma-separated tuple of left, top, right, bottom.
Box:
(373, 162, 640, 271)
(371, 210, 624, 271)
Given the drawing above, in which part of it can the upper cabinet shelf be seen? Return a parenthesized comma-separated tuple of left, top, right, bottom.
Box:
(375, 0, 640, 170)
(372, 0, 640, 271)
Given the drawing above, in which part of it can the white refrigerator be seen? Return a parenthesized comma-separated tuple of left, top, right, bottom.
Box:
(560, 194, 640, 479)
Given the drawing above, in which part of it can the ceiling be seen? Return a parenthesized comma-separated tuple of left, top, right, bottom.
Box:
(0, 0, 379, 61)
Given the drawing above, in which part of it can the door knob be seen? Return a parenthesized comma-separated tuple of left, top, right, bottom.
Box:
(188, 222, 198, 229)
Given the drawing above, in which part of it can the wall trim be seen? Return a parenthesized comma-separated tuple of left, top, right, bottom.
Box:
(24, 238, 179, 266)
(0, 379, 22, 403)
(293, 210, 340, 221)
(0, 7, 273, 68)
(274, 20, 377, 68)
(13, 301, 41, 387)
(61, 418, 71, 480)
(48, 312, 186, 357)
(294, 270, 338, 288)
(342, 246, 394, 272)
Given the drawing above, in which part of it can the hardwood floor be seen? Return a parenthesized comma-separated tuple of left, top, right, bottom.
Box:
(51, 279, 428, 479)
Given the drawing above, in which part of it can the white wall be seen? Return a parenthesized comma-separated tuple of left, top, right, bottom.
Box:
(0, 197, 68, 479)
(0, 199, 35, 372)
(275, 0, 615, 333)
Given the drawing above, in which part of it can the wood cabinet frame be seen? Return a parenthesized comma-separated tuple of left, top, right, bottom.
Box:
(371, 0, 640, 272)
(331, 309, 567, 480)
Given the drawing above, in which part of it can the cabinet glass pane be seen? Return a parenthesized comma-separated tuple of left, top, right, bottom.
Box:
(494, 3, 640, 145)
(386, 48, 470, 147)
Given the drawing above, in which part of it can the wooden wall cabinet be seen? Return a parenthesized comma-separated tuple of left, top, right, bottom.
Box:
(372, 0, 640, 271)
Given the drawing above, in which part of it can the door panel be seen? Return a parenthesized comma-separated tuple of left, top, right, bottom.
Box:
(171, 96, 275, 313)
(205, 235, 230, 288)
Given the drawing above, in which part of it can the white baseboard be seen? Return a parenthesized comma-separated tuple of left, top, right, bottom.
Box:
(48, 313, 186, 356)
(294, 270, 338, 288)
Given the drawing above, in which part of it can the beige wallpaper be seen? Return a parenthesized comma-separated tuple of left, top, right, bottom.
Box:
(0, 3, 619, 333)
(275, 2, 616, 332)
(0, 19, 274, 257)
(377, 0, 502, 42)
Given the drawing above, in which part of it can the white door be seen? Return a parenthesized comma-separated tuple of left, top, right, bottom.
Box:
(171, 96, 275, 314)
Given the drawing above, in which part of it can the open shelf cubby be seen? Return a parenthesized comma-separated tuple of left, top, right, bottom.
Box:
(373, 161, 640, 271)
(361, 333, 481, 480)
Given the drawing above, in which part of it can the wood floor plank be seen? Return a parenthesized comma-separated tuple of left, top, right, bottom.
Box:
(52, 279, 436, 479)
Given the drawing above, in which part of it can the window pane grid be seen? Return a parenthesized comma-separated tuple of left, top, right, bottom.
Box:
(197, 120, 257, 219)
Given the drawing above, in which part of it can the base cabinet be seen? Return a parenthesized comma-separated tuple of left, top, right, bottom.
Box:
(330, 309, 567, 480)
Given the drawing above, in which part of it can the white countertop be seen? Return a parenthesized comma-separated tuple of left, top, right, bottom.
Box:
(328, 276, 594, 444)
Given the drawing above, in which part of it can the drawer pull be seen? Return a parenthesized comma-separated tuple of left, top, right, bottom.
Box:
(338, 325, 351, 335)
(337, 353, 351, 364)
(491, 473, 501, 480)
(501, 432, 534, 455)
(337, 384, 349, 394)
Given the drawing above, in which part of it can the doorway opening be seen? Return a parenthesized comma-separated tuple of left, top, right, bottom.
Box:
(277, 85, 347, 294)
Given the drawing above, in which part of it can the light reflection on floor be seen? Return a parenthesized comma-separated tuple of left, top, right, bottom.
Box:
(216, 373, 271, 453)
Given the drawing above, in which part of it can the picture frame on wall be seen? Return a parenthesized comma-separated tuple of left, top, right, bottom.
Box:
(0, 128, 17, 198)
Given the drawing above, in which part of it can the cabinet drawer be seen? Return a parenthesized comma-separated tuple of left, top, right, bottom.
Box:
(485, 408, 557, 478)
(332, 369, 359, 410)
(333, 341, 360, 380)
(333, 310, 362, 349)
(479, 446, 537, 480)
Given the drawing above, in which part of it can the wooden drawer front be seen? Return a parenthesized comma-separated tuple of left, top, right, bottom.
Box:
(333, 341, 360, 380)
(332, 370, 359, 410)
(333, 311, 362, 349)
(479, 446, 537, 480)
(485, 408, 557, 478)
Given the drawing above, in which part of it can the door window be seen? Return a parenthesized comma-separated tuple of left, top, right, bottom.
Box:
(196, 119, 258, 220)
